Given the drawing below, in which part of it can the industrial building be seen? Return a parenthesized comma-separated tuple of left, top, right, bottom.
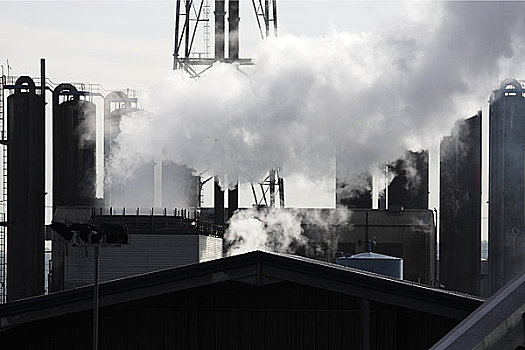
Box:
(5, 5, 525, 350)
(49, 207, 222, 292)
(0, 251, 482, 350)
(440, 112, 482, 296)
(488, 78, 525, 295)
(300, 208, 437, 285)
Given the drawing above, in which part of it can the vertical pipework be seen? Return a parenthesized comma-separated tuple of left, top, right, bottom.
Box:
(214, 0, 225, 60)
(272, 0, 278, 36)
(7, 76, 45, 301)
(269, 169, 275, 207)
(264, 0, 270, 37)
(173, 0, 181, 69)
(278, 177, 285, 207)
(214, 177, 224, 225)
(227, 182, 238, 220)
(228, 0, 239, 60)
(184, 0, 191, 59)
(40, 59, 46, 105)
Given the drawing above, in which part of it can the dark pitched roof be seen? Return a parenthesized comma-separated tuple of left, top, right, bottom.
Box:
(430, 272, 525, 349)
(0, 251, 482, 330)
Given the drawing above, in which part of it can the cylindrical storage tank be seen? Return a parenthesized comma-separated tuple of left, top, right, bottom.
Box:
(336, 252, 403, 279)
(7, 76, 45, 301)
(53, 84, 96, 207)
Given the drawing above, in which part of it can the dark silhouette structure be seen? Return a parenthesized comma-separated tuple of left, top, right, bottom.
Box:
(440, 112, 481, 295)
(53, 84, 96, 207)
(6, 75, 45, 301)
(489, 79, 525, 294)
(336, 173, 372, 209)
(0, 251, 482, 350)
(386, 150, 429, 209)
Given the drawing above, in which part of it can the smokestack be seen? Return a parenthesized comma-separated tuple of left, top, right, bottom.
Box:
(227, 182, 238, 220)
(228, 0, 239, 60)
(214, 177, 224, 225)
(278, 177, 285, 207)
(214, 0, 226, 60)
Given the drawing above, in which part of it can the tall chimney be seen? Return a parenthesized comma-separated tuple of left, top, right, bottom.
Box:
(228, 0, 239, 60)
(214, 177, 224, 225)
(227, 182, 238, 220)
(214, 0, 226, 60)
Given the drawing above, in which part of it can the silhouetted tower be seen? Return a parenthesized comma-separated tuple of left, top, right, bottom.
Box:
(6, 74, 45, 301)
(440, 112, 481, 295)
(489, 79, 525, 294)
(53, 84, 96, 207)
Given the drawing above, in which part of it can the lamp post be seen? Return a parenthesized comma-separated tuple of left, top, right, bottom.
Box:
(50, 221, 127, 350)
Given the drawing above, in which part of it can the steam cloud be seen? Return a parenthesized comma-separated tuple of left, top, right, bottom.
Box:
(107, 2, 525, 255)
(110, 2, 525, 185)
(225, 208, 350, 257)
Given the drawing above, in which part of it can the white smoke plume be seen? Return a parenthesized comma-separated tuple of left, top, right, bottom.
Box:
(224, 208, 350, 257)
(225, 208, 306, 255)
(109, 2, 525, 186)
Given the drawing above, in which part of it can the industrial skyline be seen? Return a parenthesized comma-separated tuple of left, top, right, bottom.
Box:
(2, 2, 525, 348)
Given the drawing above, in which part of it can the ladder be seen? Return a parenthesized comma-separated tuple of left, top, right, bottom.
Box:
(0, 78, 6, 303)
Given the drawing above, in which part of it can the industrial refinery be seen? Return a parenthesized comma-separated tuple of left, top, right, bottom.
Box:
(1, 1, 525, 349)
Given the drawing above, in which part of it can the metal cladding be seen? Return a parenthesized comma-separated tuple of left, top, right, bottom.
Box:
(336, 173, 372, 209)
(336, 252, 403, 279)
(440, 113, 481, 296)
(489, 79, 525, 294)
(228, 0, 239, 60)
(214, 177, 224, 225)
(386, 150, 429, 209)
(161, 161, 200, 208)
(7, 76, 45, 301)
(52, 84, 96, 207)
(103, 91, 154, 208)
(214, 0, 226, 59)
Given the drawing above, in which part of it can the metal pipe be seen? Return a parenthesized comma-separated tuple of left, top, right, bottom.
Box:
(269, 169, 275, 207)
(185, 0, 191, 59)
(272, 0, 277, 36)
(264, 0, 270, 37)
(93, 243, 100, 350)
(228, 0, 239, 60)
(214, 0, 225, 59)
(173, 0, 181, 69)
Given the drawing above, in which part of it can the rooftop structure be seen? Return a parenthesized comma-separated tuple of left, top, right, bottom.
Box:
(0, 251, 482, 349)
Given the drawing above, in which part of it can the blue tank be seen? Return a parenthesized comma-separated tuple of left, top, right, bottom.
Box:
(336, 252, 403, 279)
